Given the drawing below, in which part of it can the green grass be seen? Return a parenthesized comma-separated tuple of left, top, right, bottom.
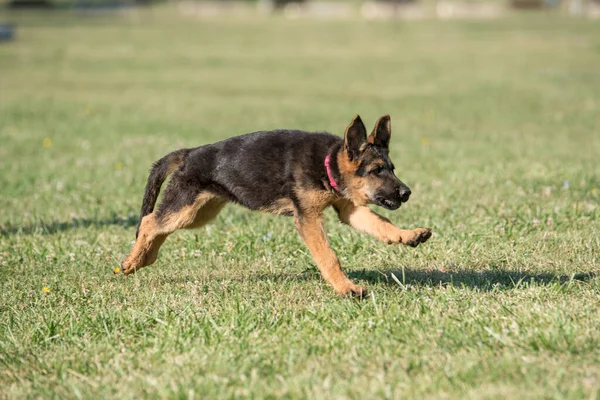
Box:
(1, 9, 600, 399)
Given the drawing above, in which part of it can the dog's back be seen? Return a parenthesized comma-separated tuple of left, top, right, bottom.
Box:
(180, 130, 342, 211)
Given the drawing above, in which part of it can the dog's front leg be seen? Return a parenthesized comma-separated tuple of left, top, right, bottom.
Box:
(334, 200, 431, 247)
(295, 212, 367, 297)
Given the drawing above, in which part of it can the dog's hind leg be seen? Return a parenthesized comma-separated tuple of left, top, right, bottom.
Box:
(122, 190, 225, 275)
(122, 212, 167, 275)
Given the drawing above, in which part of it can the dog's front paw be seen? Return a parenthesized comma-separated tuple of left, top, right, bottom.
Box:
(336, 282, 368, 299)
(404, 228, 432, 247)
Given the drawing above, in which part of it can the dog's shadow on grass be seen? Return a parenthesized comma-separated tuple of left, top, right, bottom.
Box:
(347, 267, 598, 291)
(0, 215, 138, 237)
(223, 267, 597, 292)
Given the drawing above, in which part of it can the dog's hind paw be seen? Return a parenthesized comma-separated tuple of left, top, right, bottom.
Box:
(121, 259, 139, 275)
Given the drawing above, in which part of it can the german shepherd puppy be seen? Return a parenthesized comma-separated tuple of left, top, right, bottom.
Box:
(122, 115, 431, 297)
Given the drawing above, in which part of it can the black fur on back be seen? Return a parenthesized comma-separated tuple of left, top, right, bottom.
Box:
(149, 130, 345, 221)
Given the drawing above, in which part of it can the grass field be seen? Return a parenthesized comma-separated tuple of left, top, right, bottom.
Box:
(1, 9, 600, 399)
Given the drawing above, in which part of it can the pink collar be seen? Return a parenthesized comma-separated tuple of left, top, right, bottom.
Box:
(324, 154, 339, 192)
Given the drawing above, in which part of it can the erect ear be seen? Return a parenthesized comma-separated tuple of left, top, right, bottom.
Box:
(344, 115, 367, 161)
(368, 114, 391, 149)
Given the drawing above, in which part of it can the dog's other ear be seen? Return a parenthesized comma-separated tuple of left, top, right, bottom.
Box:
(368, 114, 391, 149)
(344, 115, 367, 161)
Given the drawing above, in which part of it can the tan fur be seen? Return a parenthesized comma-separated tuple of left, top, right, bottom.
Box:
(122, 212, 163, 275)
(260, 198, 295, 216)
(185, 198, 227, 229)
(336, 152, 372, 206)
(122, 192, 226, 275)
(290, 188, 366, 296)
(295, 213, 366, 296)
(294, 188, 335, 213)
(334, 199, 431, 246)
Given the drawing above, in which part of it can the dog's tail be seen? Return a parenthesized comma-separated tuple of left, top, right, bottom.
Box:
(136, 148, 190, 238)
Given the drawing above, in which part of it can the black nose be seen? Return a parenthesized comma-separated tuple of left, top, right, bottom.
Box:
(399, 187, 411, 203)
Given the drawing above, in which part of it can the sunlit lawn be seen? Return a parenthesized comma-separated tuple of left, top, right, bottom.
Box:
(1, 9, 599, 399)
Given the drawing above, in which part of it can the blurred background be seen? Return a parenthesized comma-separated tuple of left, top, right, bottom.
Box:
(1, 0, 599, 18)
(1, 0, 600, 18)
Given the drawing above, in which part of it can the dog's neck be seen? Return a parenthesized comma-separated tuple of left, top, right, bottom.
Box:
(324, 154, 340, 192)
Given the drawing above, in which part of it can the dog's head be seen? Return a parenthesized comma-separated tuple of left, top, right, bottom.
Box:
(338, 115, 411, 210)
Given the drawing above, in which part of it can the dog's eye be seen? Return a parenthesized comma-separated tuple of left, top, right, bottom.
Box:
(371, 166, 383, 175)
